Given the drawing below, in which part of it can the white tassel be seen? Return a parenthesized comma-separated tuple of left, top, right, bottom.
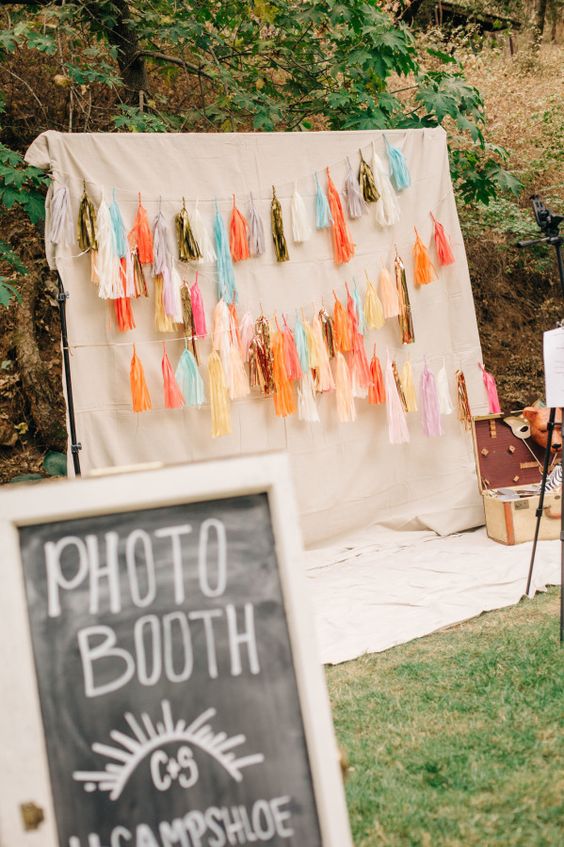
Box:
(298, 371, 320, 422)
(351, 369, 368, 399)
(291, 182, 312, 243)
(48, 185, 73, 246)
(95, 198, 120, 299)
(191, 202, 217, 264)
(169, 265, 184, 324)
(437, 360, 454, 414)
(372, 142, 400, 227)
(125, 250, 135, 298)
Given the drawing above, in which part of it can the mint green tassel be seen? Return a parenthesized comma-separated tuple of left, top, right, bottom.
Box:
(294, 314, 310, 372)
(175, 348, 205, 407)
(385, 138, 410, 191)
(352, 283, 365, 335)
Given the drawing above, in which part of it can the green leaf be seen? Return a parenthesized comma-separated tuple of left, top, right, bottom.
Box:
(10, 473, 43, 484)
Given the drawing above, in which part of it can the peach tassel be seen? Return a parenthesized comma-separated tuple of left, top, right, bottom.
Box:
(208, 350, 232, 437)
(130, 345, 151, 412)
(326, 168, 355, 265)
(368, 348, 385, 404)
(129, 193, 154, 265)
(332, 291, 353, 353)
(272, 328, 297, 417)
(229, 195, 250, 261)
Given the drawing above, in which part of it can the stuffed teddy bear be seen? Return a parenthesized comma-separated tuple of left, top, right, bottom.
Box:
(523, 406, 562, 454)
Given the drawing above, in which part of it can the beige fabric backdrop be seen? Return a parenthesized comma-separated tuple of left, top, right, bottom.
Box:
(26, 128, 487, 544)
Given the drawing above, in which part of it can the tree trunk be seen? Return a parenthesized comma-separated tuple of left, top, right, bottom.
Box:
(536, 0, 548, 36)
(88, 0, 149, 105)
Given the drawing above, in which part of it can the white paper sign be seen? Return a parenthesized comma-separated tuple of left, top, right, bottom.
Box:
(543, 326, 564, 407)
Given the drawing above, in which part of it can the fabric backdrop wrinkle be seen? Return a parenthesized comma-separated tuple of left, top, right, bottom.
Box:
(26, 128, 487, 544)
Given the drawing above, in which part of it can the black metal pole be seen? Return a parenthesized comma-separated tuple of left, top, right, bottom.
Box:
(56, 271, 81, 476)
(526, 407, 556, 596)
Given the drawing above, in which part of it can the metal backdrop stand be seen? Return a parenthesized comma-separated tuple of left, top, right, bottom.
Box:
(518, 196, 563, 642)
(56, 271, 81, 476)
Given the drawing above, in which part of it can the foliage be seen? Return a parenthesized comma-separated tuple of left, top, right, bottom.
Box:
(327, 589, 564, 846)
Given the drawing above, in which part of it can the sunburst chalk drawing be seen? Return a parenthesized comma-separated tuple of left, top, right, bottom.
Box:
(73, 700, 265, 801)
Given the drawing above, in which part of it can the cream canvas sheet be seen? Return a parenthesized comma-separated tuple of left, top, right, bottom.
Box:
(26, 128, 488, 545)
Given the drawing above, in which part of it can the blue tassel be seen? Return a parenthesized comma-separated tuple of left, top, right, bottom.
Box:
(294, 314, 310, 372)
(352, 283, 365, 335)
(109, 189, 127, 258)
(385, 138, 410, 192)
(315, 174, 333, 229)
(213, 204, 237, 304)
(175, 348, 205, 407)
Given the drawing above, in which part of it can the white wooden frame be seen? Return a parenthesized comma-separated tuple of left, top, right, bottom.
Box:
(0, 453, 352, 847)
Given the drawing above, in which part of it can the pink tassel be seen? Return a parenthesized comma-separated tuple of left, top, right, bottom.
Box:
(385, 352, 409, 444)
(479, 363, 501, 413)
(190, 274, 207, 337)
(420, 362, 443, 437)
(431, 212, 455, 266)
(162, 345, 185, 409)
(335, 351, 356, 422)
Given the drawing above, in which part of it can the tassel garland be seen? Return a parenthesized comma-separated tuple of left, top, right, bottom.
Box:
(431, 213, 455, 266)
(385, 353, 410, 444)
(479, 363, 501, 414)
(380, 267, 400, 319)
(208, 350, 231, 437)
(130, 345, 151, 412)
(335, 352, 356, 422)
(77, 182, 97, 251)
(420, 363, 442, 437)
(291, 183, 312, 243)
(385, 138, 411, 192)
(314, 174, 333, 229)
(456, 370, 472, 429)
(326, 168, 354, 265)
(214, 204, 237, 303)
(248, 193, 265, 257)
(371, 143, 400, 227)
(271, 187, 290, 262)
(358, 150, 380, 204)
(343, 157, 365, 219)
(175, 348, 205, 407)
(413, 228, 436, 286)
(229, 195, 250, 262)
(395, 252, 415, 344)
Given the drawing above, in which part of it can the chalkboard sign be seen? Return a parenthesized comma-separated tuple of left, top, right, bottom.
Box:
(0, 456, 352, 847)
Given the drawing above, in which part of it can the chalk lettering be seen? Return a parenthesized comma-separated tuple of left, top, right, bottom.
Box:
(198, 519, 227, 598)
(226, 604, 260, 676)
(134, 616, 161, 686)
(87, 533, 121, 615)
(154, 525, 192, 604)
(188, 609, 221, 678)
(125, 530, 156, 608)
(46, 535, 89, 617)
(163, 612, 193, 682)
(78, 625, 135, 698)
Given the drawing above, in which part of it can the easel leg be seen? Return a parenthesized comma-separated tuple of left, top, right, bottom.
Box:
(56, 272, 81, 477)
(525, 407, 556, 596)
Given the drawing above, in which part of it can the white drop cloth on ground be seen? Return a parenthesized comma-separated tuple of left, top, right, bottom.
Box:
(304, 527, 561, 664)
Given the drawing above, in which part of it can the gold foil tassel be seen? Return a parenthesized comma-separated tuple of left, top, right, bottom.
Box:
(77, 181, 97, 251)
(176, 199, 202, 262)
(395, 251, 415, 344)
(271, 186, 289, 262)
(359, 150, 380, 203)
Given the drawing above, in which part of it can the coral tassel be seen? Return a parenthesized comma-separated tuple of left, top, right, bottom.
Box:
(479, 363, 501, 413)
(380, 267, 400, 318)
(162, 345, 184, 409)
(130, 345, 151, 412)
(282, 319, 303, 382)
(420, 362, 443, 437)
(129, 194, 154, 264)
(368, 349, 385, 404)
(335, 352, 356, 422)
(208, 350, 231, 437)
(431, 212, 455, 266)
(413, 228, 436, 286)
(326, 168, 354, 265)
(332, 292, 353, 353)
(229, 194, 250, 261)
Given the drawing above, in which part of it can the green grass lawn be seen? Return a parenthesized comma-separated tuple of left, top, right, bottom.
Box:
(326, 588, 564, 847)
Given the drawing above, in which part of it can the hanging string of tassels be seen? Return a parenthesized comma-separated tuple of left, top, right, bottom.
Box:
(456, 369, 472, 429)
(229, 195, 250, 262)
(326, 168, 355, 265)
(395, 251, 415, 344)
(420, 361, 443, 437)
(431, 212, 455, 266)
(385, 137, 411, 192)
(271, 186, 290, 262)
(479, 363, 501, 414)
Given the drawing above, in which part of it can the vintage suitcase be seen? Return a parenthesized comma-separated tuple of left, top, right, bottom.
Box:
(472, 413, 562, 545)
